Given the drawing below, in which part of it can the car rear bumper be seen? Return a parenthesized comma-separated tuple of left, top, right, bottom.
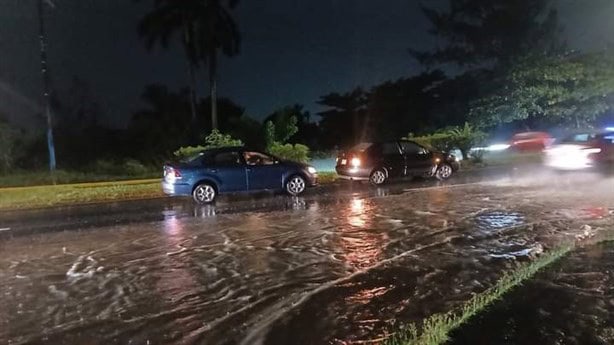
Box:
(335, 166, 371, 180)
(161, 181, 192, 196)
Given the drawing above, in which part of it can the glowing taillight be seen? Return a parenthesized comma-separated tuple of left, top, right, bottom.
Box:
(165, 167, 182, 182)
(350, 157, 361, 167)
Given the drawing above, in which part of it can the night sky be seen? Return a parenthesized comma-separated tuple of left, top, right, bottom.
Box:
(1, 0, 613, 129)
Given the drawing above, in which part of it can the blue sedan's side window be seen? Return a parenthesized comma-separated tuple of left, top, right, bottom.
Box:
(243, 152, 276, 166)
(212, 152, 243, 167)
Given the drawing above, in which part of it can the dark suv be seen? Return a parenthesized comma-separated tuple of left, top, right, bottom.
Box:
(335, 140, 460, 185)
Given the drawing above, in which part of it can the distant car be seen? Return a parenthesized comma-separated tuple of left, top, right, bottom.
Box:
(545, 131, 614, 171)
(162, 147, 318, 204)
(335, 140, 460, 185)
(509, 132, 554, 152)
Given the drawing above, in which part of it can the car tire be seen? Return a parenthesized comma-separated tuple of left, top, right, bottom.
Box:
(192, 183, 217, 204)
(369, 168, 387, 186)
(285, 175, 307, 196)
(435, 164, 453, 181)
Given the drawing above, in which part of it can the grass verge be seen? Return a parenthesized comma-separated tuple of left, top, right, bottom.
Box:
(386, 245, 572, 345)
(0, 170, 159, 188)
(0, 173, 340, 211)
(0, 179, 163, 211)
(318, 171, 338, 184)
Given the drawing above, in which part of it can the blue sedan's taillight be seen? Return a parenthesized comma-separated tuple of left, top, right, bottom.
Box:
(164, 167, 182, 182)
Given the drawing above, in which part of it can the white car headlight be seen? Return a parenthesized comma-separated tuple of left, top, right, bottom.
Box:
(307, 166, 317, 174)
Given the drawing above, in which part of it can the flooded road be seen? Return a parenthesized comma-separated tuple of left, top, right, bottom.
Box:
(1, 169, 614, 344)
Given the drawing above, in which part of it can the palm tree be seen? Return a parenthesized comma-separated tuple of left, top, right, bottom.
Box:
(137, 0, 201, 125)
(196, 0, 240, 130)
(137, 0, 240, 130)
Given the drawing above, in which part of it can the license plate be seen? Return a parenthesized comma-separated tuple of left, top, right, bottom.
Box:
(341, 159, 347, 165)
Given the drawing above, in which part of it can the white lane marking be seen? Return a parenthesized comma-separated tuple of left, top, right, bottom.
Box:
(0, 227, 10, 231)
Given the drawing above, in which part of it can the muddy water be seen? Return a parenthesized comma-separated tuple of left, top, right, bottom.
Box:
(1, 174, 614, 344)
(448, 241, 614, 345)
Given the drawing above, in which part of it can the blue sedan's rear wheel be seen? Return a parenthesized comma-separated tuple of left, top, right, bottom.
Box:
(286, 175, 306, 196)
(193, 183, 217, 204)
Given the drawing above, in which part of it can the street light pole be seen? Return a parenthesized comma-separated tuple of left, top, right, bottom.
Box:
(37, 0, 56, 172)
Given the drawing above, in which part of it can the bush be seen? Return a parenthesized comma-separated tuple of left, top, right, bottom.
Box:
(268, 142, 310, 163)
(407, 123, 486, 160)
(123, 159, 149, 176)
(0, 121, 21, 174)
(447, 122, 486, 160)
(174, 129, 243, 158)
(408, 132, 455, 152)
(174, 145, 206, 159)
(310, 150, 338, 160)
(91, 159, 121, 175)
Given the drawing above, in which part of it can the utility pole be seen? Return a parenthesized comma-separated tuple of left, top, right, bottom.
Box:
(38, 0, 56, 171)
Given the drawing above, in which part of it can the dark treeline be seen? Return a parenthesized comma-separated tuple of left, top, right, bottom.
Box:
(2, 0, 614, 173)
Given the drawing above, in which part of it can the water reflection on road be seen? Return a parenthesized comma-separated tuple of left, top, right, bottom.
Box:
(1, 173, 614, 344)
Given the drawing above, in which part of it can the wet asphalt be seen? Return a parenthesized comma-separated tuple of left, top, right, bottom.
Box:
(2, 165, 614, 345)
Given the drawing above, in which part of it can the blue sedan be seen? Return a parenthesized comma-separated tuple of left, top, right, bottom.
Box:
(162, 147, 318, 204)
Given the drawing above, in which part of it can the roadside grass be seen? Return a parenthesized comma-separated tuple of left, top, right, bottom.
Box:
(0, 172, 339, 211)
(386, 245, 572, 345)
(0, 170, 159, 188)
(0, 179, 163, 211)
(318, 171, 338, 184)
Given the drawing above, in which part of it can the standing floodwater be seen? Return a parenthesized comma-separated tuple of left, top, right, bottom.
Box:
(2, 171, 614, 344)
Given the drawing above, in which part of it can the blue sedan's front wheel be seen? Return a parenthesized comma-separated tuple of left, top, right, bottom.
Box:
(193, 183, 217, 204)
(285, 175, 306, 196)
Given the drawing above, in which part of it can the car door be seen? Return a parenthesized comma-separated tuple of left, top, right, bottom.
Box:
(205, 151, 248, 192)
(400, 141, 433, 175)
(379, 142, 406, 178)
(243, 151, 285, 190)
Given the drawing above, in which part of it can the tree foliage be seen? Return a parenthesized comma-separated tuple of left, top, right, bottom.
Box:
(413, 0, 563, 67)
(268, 142, 310, 163)
(0, 119, 20, 174)
(317, 72, 449, 148)
(408, 122, 486, 159)
(137, 0, 241, 129)
(129, 84, 252, 159)
(470, 52, 614, 128)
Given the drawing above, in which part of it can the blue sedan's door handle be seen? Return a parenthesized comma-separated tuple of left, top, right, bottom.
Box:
(210, 169, 218, 173)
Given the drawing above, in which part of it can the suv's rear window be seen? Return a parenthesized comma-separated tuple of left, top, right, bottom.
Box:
(352, 143, 373, 151)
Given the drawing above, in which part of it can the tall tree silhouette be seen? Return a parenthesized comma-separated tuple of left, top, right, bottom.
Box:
(317, 88, 368, 147)
(137, 0, 240, 130)
(197, 0, 241, 130)
(137, 0, 200, 125)
(412, 0, 563, 68)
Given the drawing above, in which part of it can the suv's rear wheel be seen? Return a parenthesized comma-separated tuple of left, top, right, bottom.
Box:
(193, 183, 217, 204)
(370, 168, 387, 185)
(435, 164, 453, 180)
